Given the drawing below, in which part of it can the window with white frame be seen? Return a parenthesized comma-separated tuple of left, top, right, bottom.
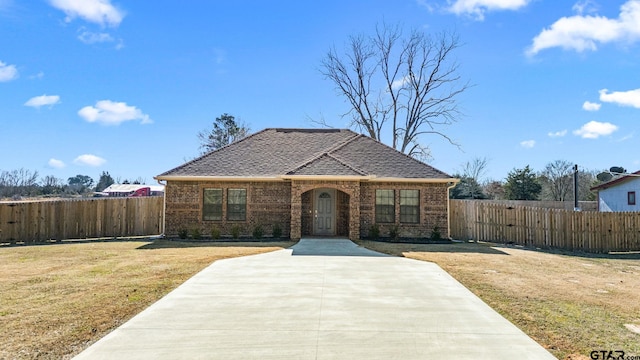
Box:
(203, 188, 223, 221)
(375, 189, 395, 223)
(227, 189, 247, 221)
(400, 189, 419, 223)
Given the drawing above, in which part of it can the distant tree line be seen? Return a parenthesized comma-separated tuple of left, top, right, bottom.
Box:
(0, 169, 146, 199)
(450, 159, 605, 202)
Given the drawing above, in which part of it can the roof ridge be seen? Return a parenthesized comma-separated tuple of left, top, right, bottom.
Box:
(325, 152, 368, 176)
(284, 131, 360, 175)
(156, 128, 269, 177)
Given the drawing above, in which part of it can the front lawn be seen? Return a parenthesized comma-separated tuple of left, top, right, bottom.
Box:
(0, 239, 294, 359)
(357, 240, 640, 360)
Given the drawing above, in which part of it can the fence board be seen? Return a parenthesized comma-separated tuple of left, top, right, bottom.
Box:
(450, 200, 640, 253)
(0, 197, 163, 244)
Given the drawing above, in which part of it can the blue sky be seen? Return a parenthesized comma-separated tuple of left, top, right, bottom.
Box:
(1, 0, 639, 184)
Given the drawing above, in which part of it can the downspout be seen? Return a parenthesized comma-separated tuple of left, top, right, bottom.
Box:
(446, 181, 459, 240)
(156, 179, 167, 238)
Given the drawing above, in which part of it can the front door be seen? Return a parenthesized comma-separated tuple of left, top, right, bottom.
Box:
(314, 189, 336, 236)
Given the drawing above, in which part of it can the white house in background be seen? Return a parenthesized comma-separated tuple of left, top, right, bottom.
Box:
(591, 171, 640, 212)
(101, 184, 165, 197)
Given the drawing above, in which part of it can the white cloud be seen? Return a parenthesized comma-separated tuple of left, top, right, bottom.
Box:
(49, 0, 124, 27)
(548, 130, 568, 137)
(391, 75, 410, 90)
(78, 29, 114, 44)
(617, 133, 634, 142)
(582, 101, 601, 111)
(447, 0, 533, 21)
(78, 100, 152, 125)
(0, 60, 18, 82)
(520, 140, 535, 148)
(573, 120, 618, 138)
(599, 88, 640, 108)
(29, 71, 44, 80)
(73, 154, 106, 167)
(527, 0, 640, 56)
(48, 158, 66, 169)
(24, 94, 61, 108)
(572, 0, 598, 15)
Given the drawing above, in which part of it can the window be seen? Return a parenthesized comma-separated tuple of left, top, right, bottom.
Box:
(629, 191, 636, 206)
(203, 189, 222, 221)
(227, 189, 247, 221)
(400, 190, 420, 223)
(375, 189, 395, 223)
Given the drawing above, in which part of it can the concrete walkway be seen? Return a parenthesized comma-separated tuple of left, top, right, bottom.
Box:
(74, 238, 555, 359)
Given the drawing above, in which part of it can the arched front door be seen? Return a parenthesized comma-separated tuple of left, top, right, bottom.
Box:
(314, 188, 336, 236)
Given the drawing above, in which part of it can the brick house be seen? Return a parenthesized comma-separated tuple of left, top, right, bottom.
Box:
(155, 128, 458, 240)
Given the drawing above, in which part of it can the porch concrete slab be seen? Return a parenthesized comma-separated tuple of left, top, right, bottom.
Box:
(74, 238, 555, 360)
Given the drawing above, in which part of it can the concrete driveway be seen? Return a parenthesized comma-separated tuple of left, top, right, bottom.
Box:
(74, 238, 555, 359)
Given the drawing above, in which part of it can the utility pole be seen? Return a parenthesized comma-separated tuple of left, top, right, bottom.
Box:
(573, 164, 580, 211)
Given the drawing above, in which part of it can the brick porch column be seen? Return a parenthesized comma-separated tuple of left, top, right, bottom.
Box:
(348, 184, 360, 241)
(290, 182, 302, 240)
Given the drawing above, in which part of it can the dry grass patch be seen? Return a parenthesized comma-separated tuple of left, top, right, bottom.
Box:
(357, 240, 640, 360)
(0, 239, 294, 359)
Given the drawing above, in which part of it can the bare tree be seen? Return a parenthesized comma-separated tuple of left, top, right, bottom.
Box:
(41, 175, 65, 195)
(483, 180, 505, 200)
(0, 168, 39, 197)
(321, 23, 469, 160)
(450, 157, 490, 199)
(539, 160, 574, 201)
(577, 169, 598, 201)
(460, 157, 489, 184)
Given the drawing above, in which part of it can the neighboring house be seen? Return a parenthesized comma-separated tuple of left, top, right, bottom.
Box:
(155, 128, 458, 240)
(591, 171, 640, 212)
(101, 184, 165, 197)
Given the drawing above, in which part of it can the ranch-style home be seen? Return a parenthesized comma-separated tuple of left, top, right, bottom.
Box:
(591, 170, 640, 212)
(155, 128, 458, 240)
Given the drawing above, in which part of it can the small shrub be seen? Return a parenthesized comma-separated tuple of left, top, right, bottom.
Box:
(430, 226, 442, 241)
(210, 226, 220, 240)
(272, 223, 282, 239)
(368, 224, 380, 239)
(252, 225, 264, 239)
(190, 228, 201, 240)
(178, 228, 188, 239)
(231, 225, 241, 239)
(389, 225, 399, 241)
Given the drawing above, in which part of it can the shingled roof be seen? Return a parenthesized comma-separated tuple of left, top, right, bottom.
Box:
(156, 128, 453, 180)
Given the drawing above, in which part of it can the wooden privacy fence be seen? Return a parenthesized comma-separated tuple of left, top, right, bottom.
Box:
(450, 200, 640, 253)
(0, 197, 164, 244)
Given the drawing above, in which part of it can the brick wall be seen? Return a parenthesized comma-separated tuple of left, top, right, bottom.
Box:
(164, 179, 450, 240)
(360, 182, 450, 239)
(164, 180, 291, 238)
(300, 191, 312, 236)
(336, 190, 350, 237)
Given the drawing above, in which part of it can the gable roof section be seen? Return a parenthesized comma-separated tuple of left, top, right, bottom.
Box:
(157, 128, 454, 181)
(591, 170, 640, 191)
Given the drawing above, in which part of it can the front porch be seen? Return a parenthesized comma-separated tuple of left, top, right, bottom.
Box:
(289, 180, 361, 241)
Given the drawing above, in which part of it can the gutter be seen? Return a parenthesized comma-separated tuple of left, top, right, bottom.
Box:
(446, 180, 461, 240)
(156, 178, 167, 238)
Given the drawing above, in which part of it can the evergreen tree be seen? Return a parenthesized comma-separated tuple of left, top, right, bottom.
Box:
(197, 113, 250, 154)
(504, 165, 541, 200)
(95, 171, 115, 192)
